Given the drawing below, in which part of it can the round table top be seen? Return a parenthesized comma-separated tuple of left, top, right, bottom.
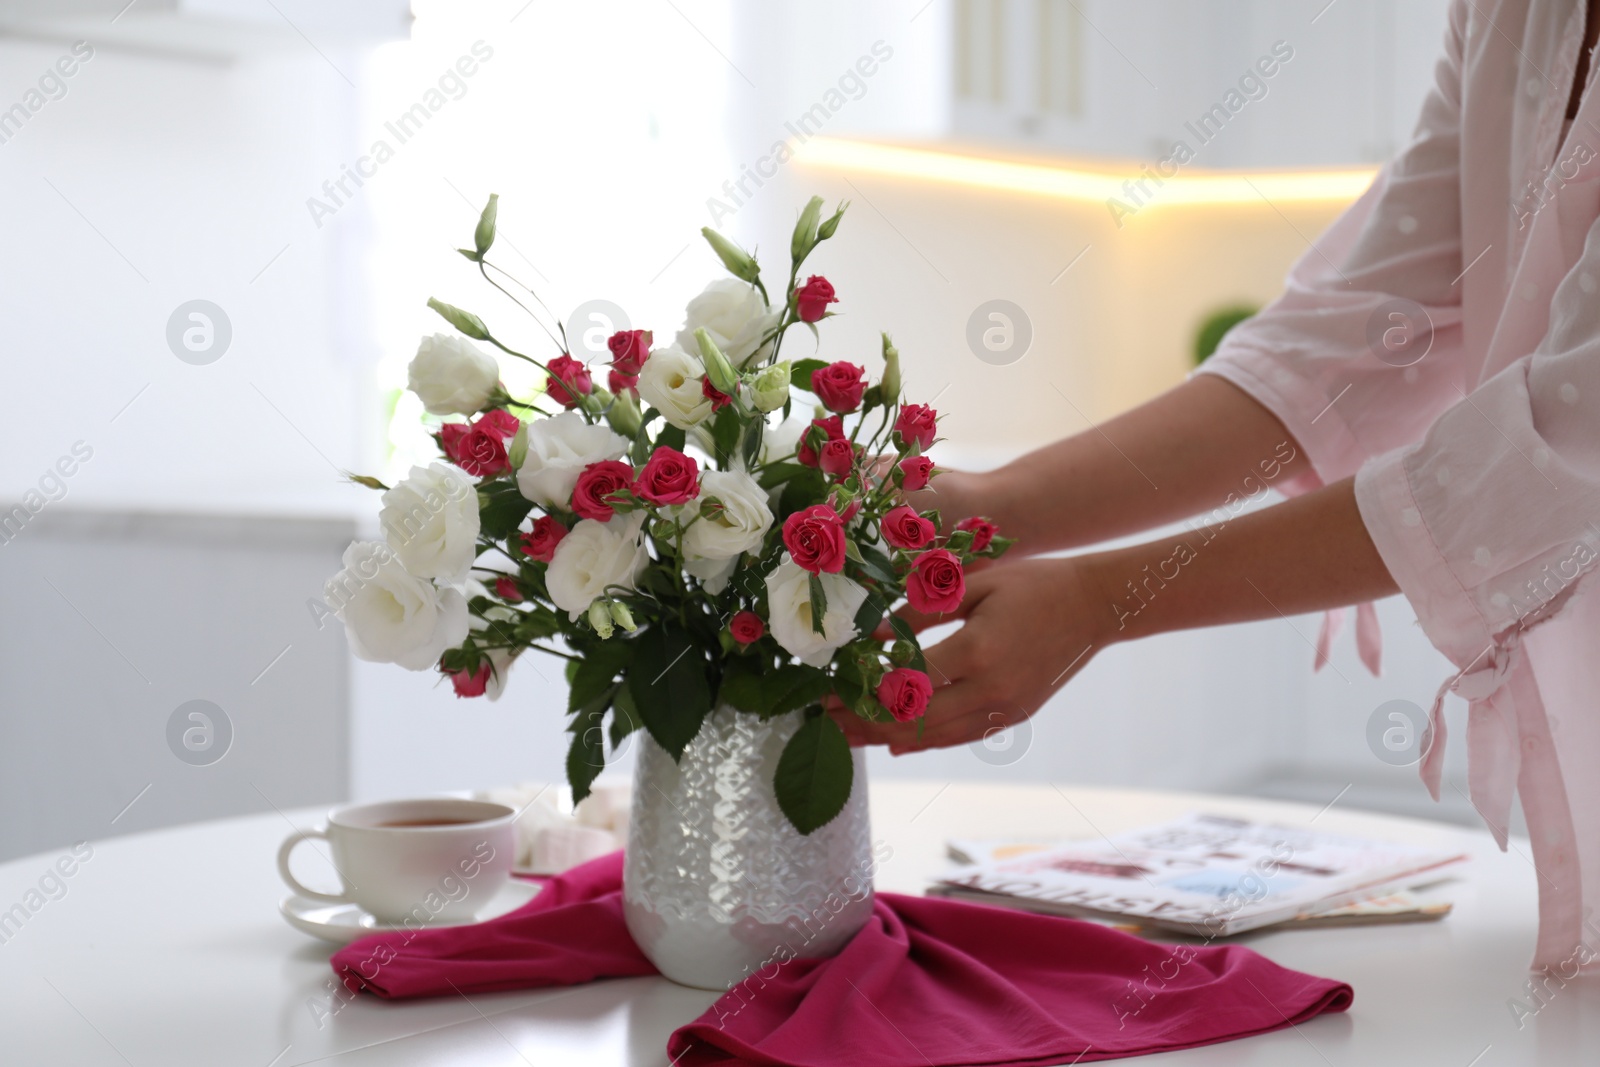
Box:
(0, 780, 1589, 1066)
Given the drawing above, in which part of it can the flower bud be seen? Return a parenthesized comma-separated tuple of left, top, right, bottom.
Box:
(791, 196, 823, 262)
(608, 600, 637, 632)
(694, 327, 740, 396)
(751, 361, 791, 412)
(426, 297, 491, 341)
(588, 599, 615, 639)
(473, 193, 499, 258)
(507, 420, 529, 469)
(816, 201, 848, 241)
(605, 388, 643, 437)
(880, 333, 901, 402)
(700, 227, 761, 285)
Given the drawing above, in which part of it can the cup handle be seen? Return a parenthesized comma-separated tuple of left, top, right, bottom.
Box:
(277, 828, 350, 904)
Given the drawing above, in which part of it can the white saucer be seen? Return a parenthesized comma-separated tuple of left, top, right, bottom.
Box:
(279, 879, 542, 944)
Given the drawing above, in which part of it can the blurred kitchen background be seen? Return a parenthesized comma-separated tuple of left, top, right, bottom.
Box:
(0, 0, 1476, 862)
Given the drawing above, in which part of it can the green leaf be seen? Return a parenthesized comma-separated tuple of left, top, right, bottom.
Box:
(627, 626, 713, 760)
(976, 535, 1017, 560)
(791, 358, 827, 392)
(718, 654, 763, 712)
(478, 481, 534, 541)
(567, 635, 634, 715)
(658, 423, 687, 454)
(742, 417, 764, 469)
(760, 664, 833, 718)
(807, 573, 828, 636)
(779, 467, 827, 519)
(758, 462, 810, 489)
(610, 684, 643, 749)
(774, 711, 854, 835)
(427, 297, 490, 341)
(710, 404, 741, 465)
(857, 543, 897, 584)
(843, 538, 865, 564)
(853, 595, 886, 638)
(565, 688, 613, 804)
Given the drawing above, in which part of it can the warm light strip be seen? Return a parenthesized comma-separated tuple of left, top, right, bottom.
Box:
(795, 137, 1377, 208)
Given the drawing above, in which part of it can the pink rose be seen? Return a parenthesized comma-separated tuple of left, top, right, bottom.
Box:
(477, 409, 521, 439)
(782, 504, 847, 575)
(607, 329, 652, 376)
(701, 376, 734, 411)
(894, 403, 938, 451)
(956, 516, 999, 552)
(898, 455, 935, 491)
(906, 548, 965, 614)
(877, 667, 933, 722)
(571, 460, 634, 521)
(818, 438, 855, 477)
(881, 505, 935, 550)
(546, 354, 593, 408)
(795, 275, 838, 323)
(608, 369, 638, 395)
(439, 421, 469, 456)
(729, 610, 765, 644)
(442, 424, 509, 478)
(797, 415, 845, 468)
(519, 516, 568, 562)
(811, 361, 866, 413)
(494, 576, 524, 602)
(449, 662, 491, 698)
(634, 446, 700, 506)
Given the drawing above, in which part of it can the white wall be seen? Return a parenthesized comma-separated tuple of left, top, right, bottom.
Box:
(0, 0, 1483, 843)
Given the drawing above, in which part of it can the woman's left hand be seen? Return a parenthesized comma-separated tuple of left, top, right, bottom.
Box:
(829, 555, 1111, 752)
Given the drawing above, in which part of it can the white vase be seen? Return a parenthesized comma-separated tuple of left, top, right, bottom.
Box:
(622, 705, 875, 990)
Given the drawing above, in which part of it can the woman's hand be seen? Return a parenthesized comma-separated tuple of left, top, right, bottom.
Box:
(829, 556, 1112, 752)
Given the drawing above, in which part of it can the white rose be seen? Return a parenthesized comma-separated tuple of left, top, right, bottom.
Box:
(675, 278, 781, 367)
(516, 411, 630, 508)
(379, 463, 480, 586)
(408, 333, 499, 416)
(677, 469, 773, 594)
(547, 511, 650, 620)
(324, 541, 469, 670)
(637, 344, 714, 429)
(765, 558, 869, 668)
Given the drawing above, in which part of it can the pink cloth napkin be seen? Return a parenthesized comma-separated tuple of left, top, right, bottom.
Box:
(331, 852, 1352, 1066)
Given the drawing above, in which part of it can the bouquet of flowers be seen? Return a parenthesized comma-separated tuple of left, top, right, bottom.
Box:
(324, 194, 1011, 834)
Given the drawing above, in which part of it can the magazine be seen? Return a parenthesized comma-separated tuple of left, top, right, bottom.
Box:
(928, 812, 1465, 937)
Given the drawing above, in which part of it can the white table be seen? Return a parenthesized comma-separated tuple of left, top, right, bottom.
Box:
(0, 782, 1591, 1065)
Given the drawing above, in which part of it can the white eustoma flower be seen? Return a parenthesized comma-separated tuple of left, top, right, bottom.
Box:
(515, 411, 630, 508)
(764, 557, 868, 668)
(407, 333, 499, 416)
(674, 278, 781, 367)
(637, 344, 714, 430)
(324, 541, 469, 670)
(547, 511, 650, 620)
(759, 415, 807, 465)
(678, 469, 773, 594)
(379, 463, 480, 586)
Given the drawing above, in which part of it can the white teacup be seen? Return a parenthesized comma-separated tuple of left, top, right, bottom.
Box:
(277, 797, 516, 924)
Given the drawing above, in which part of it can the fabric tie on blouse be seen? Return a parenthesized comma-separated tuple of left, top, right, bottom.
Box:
(1419, 635, 1527, 850)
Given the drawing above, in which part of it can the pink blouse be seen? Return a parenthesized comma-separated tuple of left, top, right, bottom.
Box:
(1200, 0, 1600, 972)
